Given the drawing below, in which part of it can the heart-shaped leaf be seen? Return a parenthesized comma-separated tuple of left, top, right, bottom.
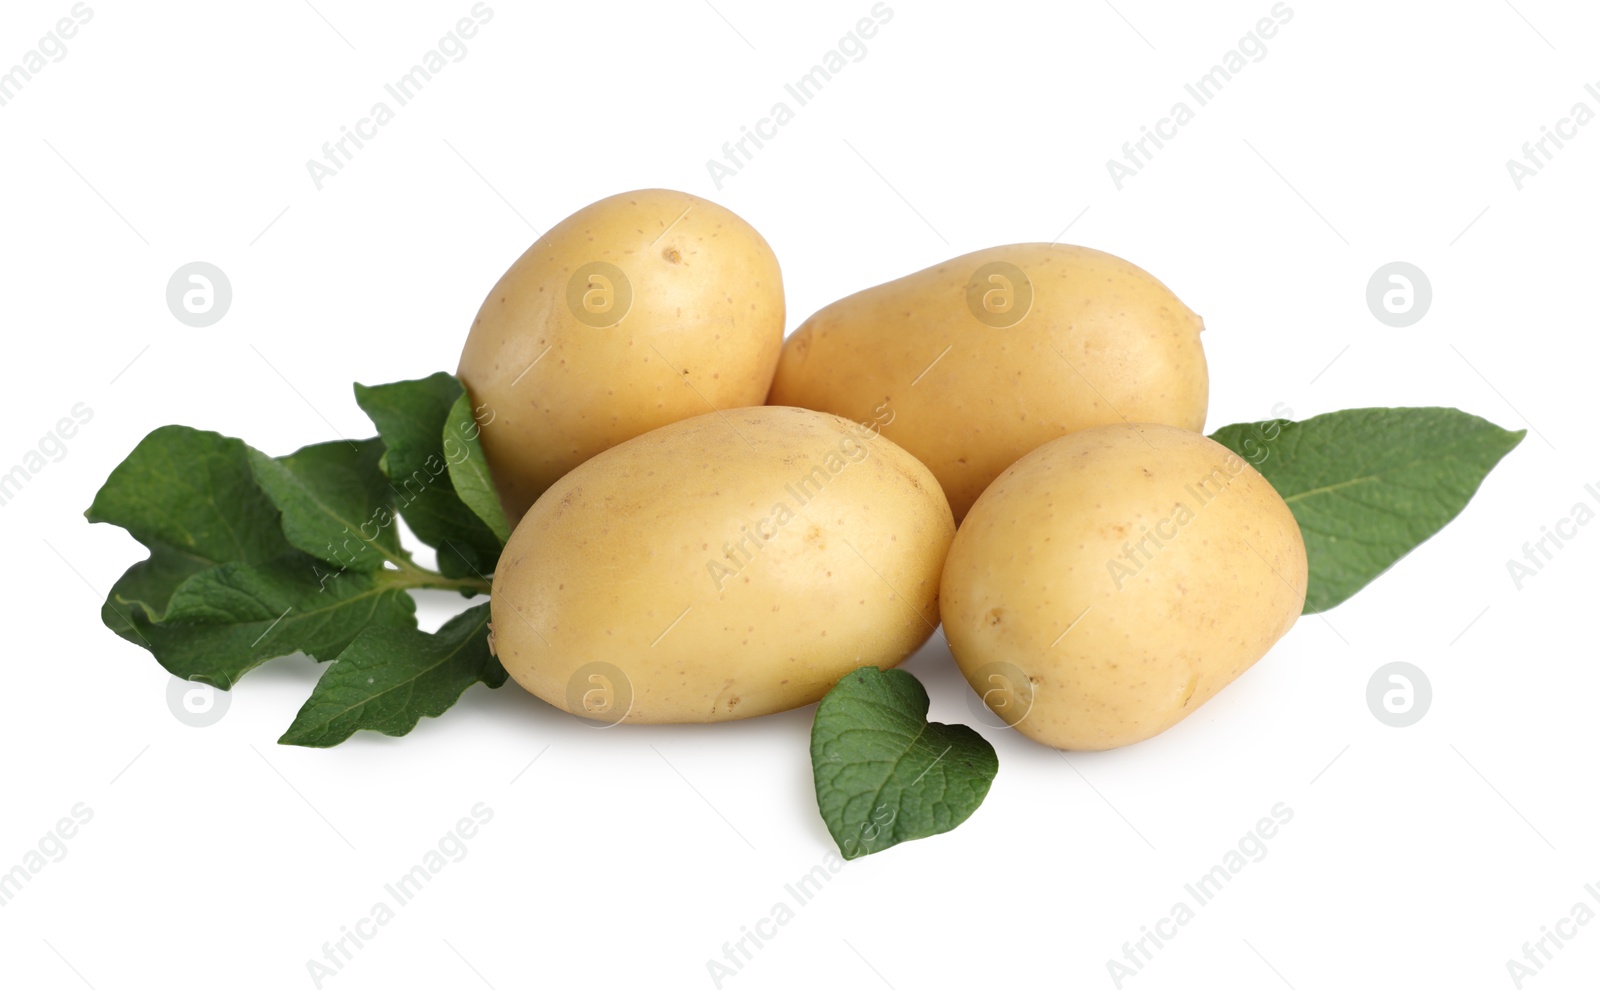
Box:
(810, 667, 997, 859)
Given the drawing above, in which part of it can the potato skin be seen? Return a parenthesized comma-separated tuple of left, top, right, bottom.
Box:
(767, 244, 1207, 521)
(941, 423, 1305, 750)
(458, 189, 784, 527)
(490, 406, 954, 724)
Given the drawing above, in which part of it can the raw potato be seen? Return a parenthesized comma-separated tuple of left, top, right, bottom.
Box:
(490, 406, 954, 724)
(458, 189, 784, 526)
(941, 423, 1306, 750)
(767, 244, 1208, 521)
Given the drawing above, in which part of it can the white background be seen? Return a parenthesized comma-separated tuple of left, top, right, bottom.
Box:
(2, 1, 1596, 987)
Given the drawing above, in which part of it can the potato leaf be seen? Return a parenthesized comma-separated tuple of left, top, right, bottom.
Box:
(279, 603, 505, 748)
(1209, 407, 1525, 613)
(131, 556, 417, 688)
(443, 392, 511, 544)
(89, 376, 507, 741)
(247, 438, 406, 572)
(87, 425, 300, 642)
(87, 425, 296, 570)
(98, 545, 211, 646)
(88, 426, 419, 686)
(354, 374, 503, 581)
(811, 667, 997, 859)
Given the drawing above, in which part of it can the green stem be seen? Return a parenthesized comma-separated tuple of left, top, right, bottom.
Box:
(381, 562, 494, 596)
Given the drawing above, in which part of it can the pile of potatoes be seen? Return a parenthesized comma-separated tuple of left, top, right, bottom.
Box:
(463, 189, 1305, 751)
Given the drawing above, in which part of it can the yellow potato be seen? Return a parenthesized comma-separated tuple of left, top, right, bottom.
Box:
(767, 243, 1207, 521)
(941, 423, 1305, 750)
(490, 406, 954, 724)
(459, 189, 784, 526)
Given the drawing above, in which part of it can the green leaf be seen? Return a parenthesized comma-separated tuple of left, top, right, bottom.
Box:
(87, 425, 299, 640)
(247, 438, 405, 572)
(88, 386, 505, 743)
(811, 667, 997, 859)
(1210, 407, 1525, 613)
(87, 425, 297, 567)
(88, 426, 420, 684)
(133, 556, 417, 688)
(279, 603, 505, 748)
(444, 392, 511, 543)
(99, 545, 211, 646)
(354, 374, 503, 580)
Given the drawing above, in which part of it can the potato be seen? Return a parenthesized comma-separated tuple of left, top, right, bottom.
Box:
(490, 405, 954, 724)
(940, 423, 1305, 750)
(767, 243, 1207, 521)
(458, 189, 784, 526)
